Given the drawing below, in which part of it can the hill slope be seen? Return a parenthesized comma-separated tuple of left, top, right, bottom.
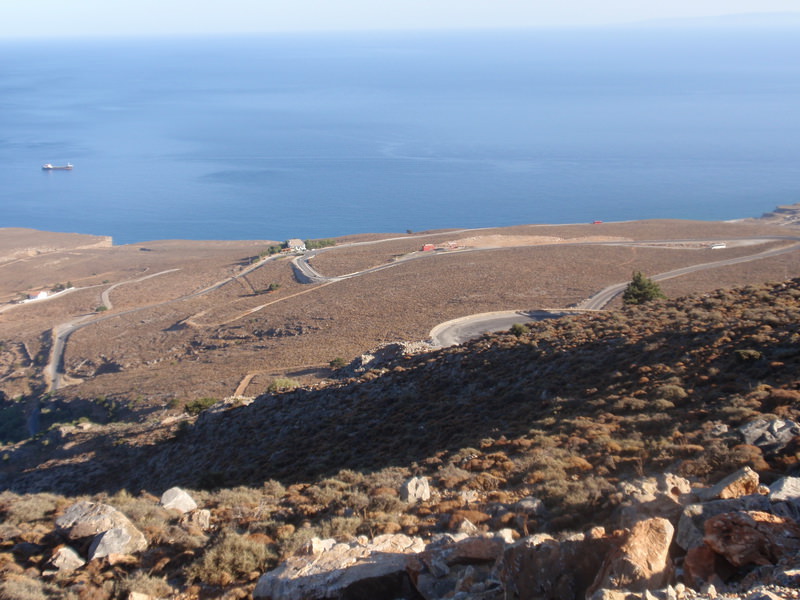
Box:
(4, 278, 799, 501)
(1, 278, 799, 599)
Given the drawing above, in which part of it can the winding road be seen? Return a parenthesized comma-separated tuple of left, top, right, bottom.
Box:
(428, 237, 800, 347)
(44, 255, 280, 392)
(39, 231, 800, 390)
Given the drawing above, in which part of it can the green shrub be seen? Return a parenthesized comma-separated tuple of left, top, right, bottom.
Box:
(319, 516, 362, 539)
(734, 349, 763, 362)
(510, 323, 530, 337)
(329, 357, 347, 370)
(622, 271, 665, 305)
(0, 491, 62, 525)
(304, 238, 336, 250)
(268, 378, 300, 393)
(184, 397, 218, 415)
(187, 529, 277, 585)
(655, 384, 688, 403)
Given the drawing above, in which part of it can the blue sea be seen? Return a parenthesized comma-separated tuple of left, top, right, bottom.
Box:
(1, 28, 799, 244)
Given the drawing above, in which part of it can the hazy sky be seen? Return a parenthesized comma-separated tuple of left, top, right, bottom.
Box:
(3, 0, 800, 38)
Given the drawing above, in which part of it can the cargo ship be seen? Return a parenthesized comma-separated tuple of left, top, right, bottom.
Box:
(42, 163, 73, 170)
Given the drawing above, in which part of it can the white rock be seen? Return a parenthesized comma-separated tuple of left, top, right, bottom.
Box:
(160, 486, 197, 514)
(769, 476, 800, 503)
(48, 546, 85, 572)
(400, 476, 431, 503)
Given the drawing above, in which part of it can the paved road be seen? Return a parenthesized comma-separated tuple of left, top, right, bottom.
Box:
(293, 235, 800, 286)
(430, 310, 569, 347)
(430, 239, 800, 346)
(579, 240, 800, 310)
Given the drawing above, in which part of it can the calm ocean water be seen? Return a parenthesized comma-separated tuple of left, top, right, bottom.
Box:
(1, 29, 799, 244)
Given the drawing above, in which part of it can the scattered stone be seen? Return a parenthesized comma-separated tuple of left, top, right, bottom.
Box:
(47, 545, 85, 572)
(588, 517, 674, 595)
(400, 476, 431, 504)
(160, 486, 198, 514)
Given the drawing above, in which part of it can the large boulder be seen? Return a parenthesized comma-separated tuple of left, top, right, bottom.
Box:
(55, 501, 147, 557)
(588, 517, 674, 595)
(253, 534, 426, 600)
(88, 527, 144, 560)
(675, 494, 770, 551)
(704, 510, 800, 567)
(497, 528, 622, 600)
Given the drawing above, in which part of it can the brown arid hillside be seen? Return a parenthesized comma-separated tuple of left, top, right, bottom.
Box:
(1, 276, 799, 599)
(1, 210, 800, 430)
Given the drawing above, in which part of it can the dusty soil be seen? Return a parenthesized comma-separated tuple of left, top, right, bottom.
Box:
(1, 213, 799, 412)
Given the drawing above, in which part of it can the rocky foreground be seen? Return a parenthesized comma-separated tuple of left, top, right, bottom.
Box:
(1, 278, 800, 599)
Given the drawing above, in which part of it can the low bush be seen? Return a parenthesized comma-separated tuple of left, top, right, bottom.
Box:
(184, 397, 218, 415)
(187, 529, 277, 585)
(267, 378, 300, 393)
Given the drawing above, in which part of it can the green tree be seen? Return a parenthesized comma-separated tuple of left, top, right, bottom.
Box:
(622, 271, 665, 305)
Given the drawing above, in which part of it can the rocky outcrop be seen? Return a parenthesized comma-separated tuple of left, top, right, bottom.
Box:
(253, 462, 800, 600)
(344, 341, 433, 375)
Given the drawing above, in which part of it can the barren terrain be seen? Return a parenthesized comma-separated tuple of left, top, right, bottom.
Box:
(1, 210, 799, 429)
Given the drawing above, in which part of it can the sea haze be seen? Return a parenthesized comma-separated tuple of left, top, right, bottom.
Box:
(1, 28, 799, 244)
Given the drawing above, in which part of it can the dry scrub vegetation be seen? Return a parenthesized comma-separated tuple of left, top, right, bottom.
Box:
(1, 277, 799, 598)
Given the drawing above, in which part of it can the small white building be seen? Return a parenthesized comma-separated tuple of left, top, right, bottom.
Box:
(285, 239, 307, 252)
